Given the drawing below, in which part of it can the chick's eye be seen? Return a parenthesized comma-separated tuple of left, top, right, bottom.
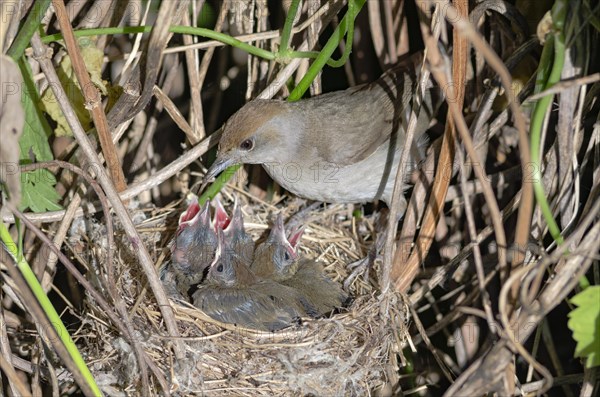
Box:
(284, 251, 291, 261)
(240, 139, 253, 151)
(216, 264, 223, 272)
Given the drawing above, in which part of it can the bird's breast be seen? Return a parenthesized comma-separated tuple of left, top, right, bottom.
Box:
(260, 141, 414, 204)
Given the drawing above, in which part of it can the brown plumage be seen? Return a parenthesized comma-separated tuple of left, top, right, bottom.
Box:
(281, 260, 349, 315)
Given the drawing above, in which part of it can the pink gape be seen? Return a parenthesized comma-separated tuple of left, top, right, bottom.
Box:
(212, 197, 231, 230)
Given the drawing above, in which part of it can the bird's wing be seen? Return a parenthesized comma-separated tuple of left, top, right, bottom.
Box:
(255, 281, 319, 319)
(299, 53, 440, 167)
(290, 261, 349, 313)
(299, 63, 420, 166)
(298, 88, 394, 166)
(193, 288, 297, 331)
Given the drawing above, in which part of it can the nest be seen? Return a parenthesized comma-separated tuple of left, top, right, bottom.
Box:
(74, 187, 410, 396)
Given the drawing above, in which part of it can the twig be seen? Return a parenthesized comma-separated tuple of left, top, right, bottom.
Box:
(520, 373, 585, 395)
(419, 0, 510, 280)
(525, 73, 600, 101)
(52, 0, 127, 192)
(392, 3, 459, 292)
(194, 0, 229, 141)
(0, 306, 26, 396)
(455, 143, 497, 333)
(119, 0, 152, 84)
(181, 11, 203, 143)
(382, 53, 434, 293)
(382, 0, 397, 64)
(256, 42, 310, 99)
(39, 193, 81, 292)
(406, 296, 454, 383)
(449, 0, 533, 272)
(152, 85, 195, 139)
(306, 0, 323, 95)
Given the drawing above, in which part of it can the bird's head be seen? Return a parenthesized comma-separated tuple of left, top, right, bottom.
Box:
(203, 100, 300, 184)
(207, 229, 255, 287)
(205, 229, 233, 286)
(253, 213, 303, 280)
(171, 200, 215, 277)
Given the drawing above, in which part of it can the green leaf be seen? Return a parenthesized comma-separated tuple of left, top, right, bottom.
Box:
(19, 58, 54, 161)
(20, 169, 62, 213)
(17, 57, 62, 212)
(568, 286, 600, 368)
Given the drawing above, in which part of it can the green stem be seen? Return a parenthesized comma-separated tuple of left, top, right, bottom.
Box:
(7, 0, 52, 60)
(288, 0, 366, 101)
(39, 19, 364, 68)
(42, 25, 276, 61)
(198, 164, 242, 205)
(530, 0, 567, 245)
(0, 222, 102, 396)
(41, 26, 152, 42)
(279, 0, 302, 55)
(326, 0, 358, 68)
(289, 50, 354, 67)
(534, 36, 554, 93)
(171, 26, 275, 60)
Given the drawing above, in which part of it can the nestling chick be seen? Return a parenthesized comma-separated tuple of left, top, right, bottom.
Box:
(282, 260, 349, 315)
(192, 231, 317, 331)
(250, 213, 304, 281)
(223, 201, 254, 267)
(164, 200, 217, 297)
(251, 214, 348, 315)
(203, 54, 441, 215)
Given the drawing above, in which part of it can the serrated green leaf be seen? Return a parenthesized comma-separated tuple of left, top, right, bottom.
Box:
(20, 169, 62, 213)
(568, 286, 600, 368)
(17, 57, 62, 213)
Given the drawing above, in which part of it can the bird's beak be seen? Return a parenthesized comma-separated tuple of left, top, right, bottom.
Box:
(199, 154, 237, 192)
(287, 225, 305, 249)
(268, 213, 291, 245)
(212, 196, 230, 230)
(224, 200, 243, 235)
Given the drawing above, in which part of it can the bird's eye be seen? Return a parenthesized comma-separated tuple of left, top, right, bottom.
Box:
(239, 139, 253, 151)
(216, 264, 223, 272)
(284, 251, 290, 261)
